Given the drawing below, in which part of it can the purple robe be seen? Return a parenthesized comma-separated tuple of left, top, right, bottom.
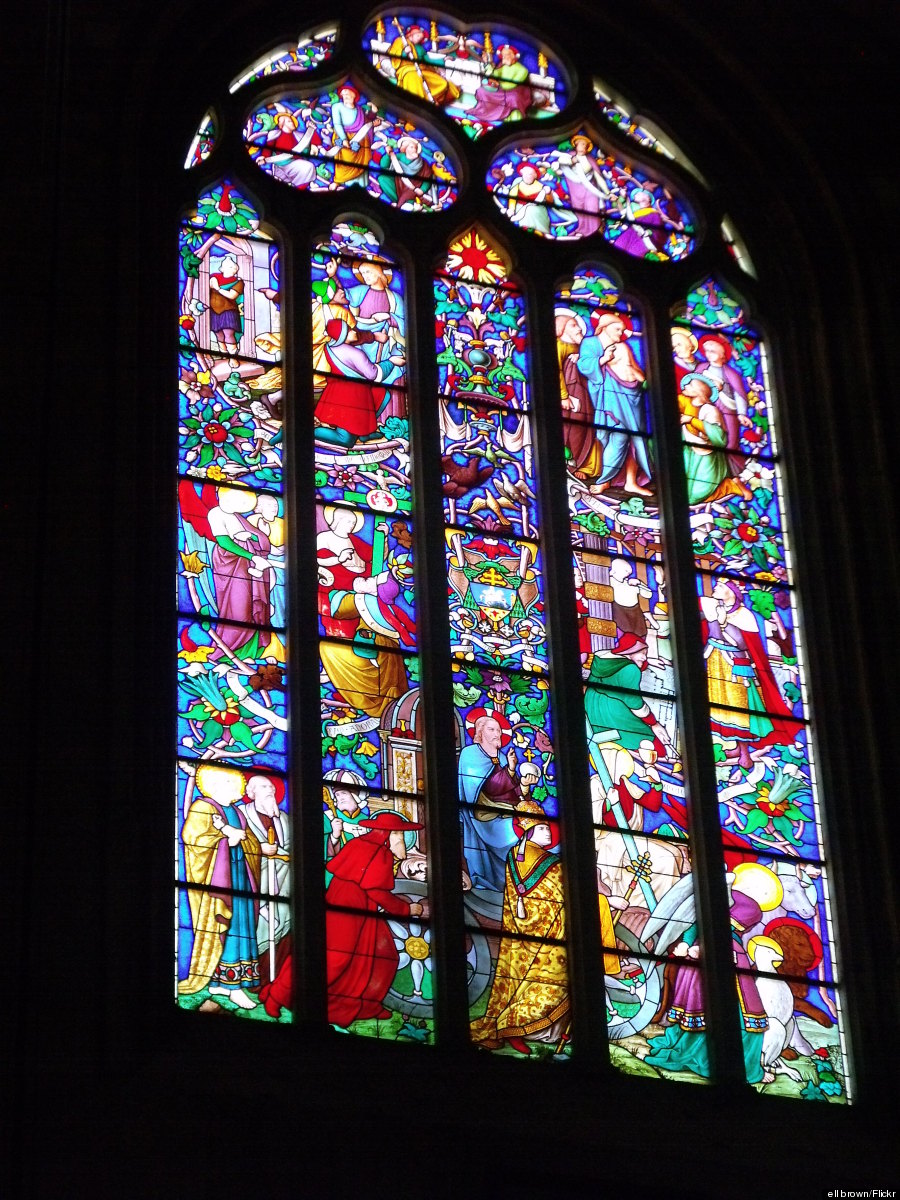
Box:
(212, 512, 272, 651)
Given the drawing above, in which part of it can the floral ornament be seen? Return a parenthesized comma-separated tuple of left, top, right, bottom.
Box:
(742, 767, 808, 846)
(561, 270, 621, 308)
(713, 506, 782, 571)
(248, 663, 285, 692)
(180, 668, 264, 754)
(571, 511, 610, 537)
(178, 625, 215, 675)
(181, 399, 255, 472)
(799, 1046, 844, 1099)
(382, 416, 409, 440)
(619, 496, 648, 517)
(681, 278, 743, 329)
(190, 183, 261, 235)
(742, 459, 775, 493)
(180, 364, 216, 404)
(326, 463, 363, 490)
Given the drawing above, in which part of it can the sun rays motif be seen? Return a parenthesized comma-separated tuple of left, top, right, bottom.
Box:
(444, 228, 507, 283)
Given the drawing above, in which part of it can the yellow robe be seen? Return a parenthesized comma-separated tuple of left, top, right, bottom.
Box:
(178, 800, 262, 994)
(389, 37, 459, 104)
(471, 840, 570, 1048)
(320, 633, 408, 720)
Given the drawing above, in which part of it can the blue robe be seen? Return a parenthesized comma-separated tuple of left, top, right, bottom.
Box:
(458, 742, 516, 891)
(577, 335, 650, 485)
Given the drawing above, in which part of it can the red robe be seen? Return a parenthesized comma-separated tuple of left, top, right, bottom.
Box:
(325, 831, 413, 1025)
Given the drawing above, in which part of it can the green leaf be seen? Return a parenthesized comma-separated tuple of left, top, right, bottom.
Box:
(723, 538, 744, 555)
(743, 808, 771, 834)
(223, 442, 247, 464)
(229, 721, 258, 750)
(182, 417, 201, 430)
(357, 758, 378, 780)
(747, 588, 775, 619)
(773, 815, 801, 843)
(199, 444, 215, 466)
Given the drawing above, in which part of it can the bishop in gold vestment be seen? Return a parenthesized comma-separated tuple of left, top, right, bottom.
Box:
(471, 804, 570, 1052)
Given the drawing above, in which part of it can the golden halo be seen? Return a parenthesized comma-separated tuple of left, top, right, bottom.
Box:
(733, 862, 784, 912)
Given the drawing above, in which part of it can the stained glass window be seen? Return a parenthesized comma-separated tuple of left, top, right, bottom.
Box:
(174, 11, 850, 1101)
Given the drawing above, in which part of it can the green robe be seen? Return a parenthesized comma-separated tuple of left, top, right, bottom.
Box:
(584, 655, 648, 747)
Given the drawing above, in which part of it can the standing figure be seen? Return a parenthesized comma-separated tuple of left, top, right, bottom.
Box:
(344, 259, 405, 369)
(248, 493, 285, 627)
(577, 312, 650, 494)
(178, 766, 262, 1009)
(458, 714, 520, 891)
(696, 333, 752, 474)
(701, 578, 797, 764)
(609, 557, 658, 642)
(206, 487, 272, 649)
(671, 326, 700, 390)
(241, 774, 290, 986)
(330, 85, 376, 187)
(326, 812, 426, 1027)
(323, 767, 370, 882)
(471, 803, 570, 1055)
(585, 634, 674, 760)
(179, 483, 273, 653)
(557, 308, 603, 480)
(208, 253, 244, 354)
(561, 135, 610, 236)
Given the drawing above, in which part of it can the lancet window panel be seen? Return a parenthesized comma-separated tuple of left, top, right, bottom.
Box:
(172, 10, 850, 1102)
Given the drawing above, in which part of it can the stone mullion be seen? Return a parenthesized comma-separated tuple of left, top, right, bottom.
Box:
(527, 281, 612, 1070)
(285, 228, 328, 1029)
(407, 243, 471, 1051)
(643, 294, 746, 1089)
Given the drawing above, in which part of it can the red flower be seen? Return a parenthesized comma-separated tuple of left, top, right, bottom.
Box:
(203, 421, 228, 444)
(736, 522, 759, 543)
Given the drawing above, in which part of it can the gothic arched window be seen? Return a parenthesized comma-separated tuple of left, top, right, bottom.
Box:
(174, 11, 849, 1101)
